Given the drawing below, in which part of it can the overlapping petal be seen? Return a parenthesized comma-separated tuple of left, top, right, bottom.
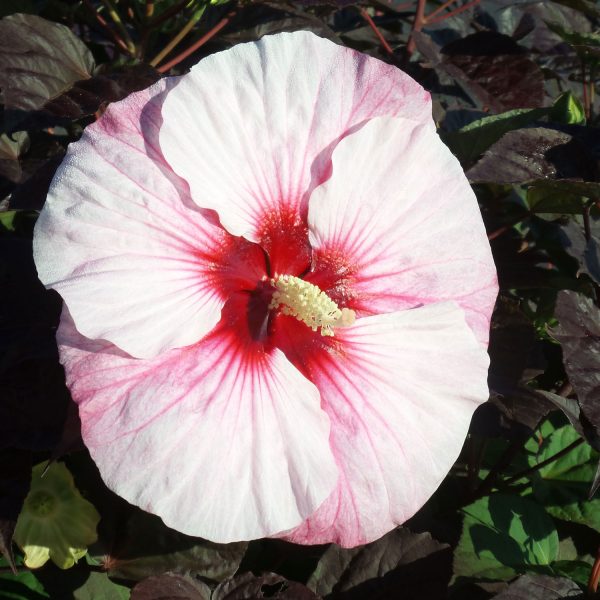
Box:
(273, 303, 489, 546)
(306, 116, 497, 346)
(158, 31, 432, 275)
(57, 294, 337, 542)
(34, 80, 266, 359)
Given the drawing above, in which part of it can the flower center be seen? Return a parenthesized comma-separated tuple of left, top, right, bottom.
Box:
(269, 274, 355, 336)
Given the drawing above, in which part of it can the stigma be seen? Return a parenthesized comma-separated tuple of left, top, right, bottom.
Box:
(269, 274, 355, 336)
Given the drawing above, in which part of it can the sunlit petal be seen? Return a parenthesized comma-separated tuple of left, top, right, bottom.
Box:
(159, 31, 432, 274)
(275, 303, 489, 546)
(307, 116, 497, 345)
(34, 80, 266, 359)
(58, 295, 337, 542)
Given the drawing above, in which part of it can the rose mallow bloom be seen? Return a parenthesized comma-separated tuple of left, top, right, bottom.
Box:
(33, 32, 497, 547)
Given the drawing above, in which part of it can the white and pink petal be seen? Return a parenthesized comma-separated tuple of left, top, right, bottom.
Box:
(273, 303, 489, 547)
(58, 294, 337, 542)
(306, 116, 497, 346)
(34, 79, 265, 359)
(159, 31, 432, 275)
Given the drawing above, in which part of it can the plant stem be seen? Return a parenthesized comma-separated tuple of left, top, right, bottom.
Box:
(588, 546, 600, 594)
(147, 0, 192, 29)
(584, 200, 594, 242)
(359, 8, 395, 57)
(407, 0, 427, 55)
(82, 0, 131, 54)
(500, 438, 585, 488)
(145, 0, 154, 18)
(590, 66, 595, 121)
(583, 60, 591, 120)
(156, 10, 236, 73)
(426, 0, 458, 22)
(99, 0, 136, 54)
(487, 214, 528, 241)
(427, 0, 481, 25)
(149, 4, 206, 67)
(468, 436, 526, 502)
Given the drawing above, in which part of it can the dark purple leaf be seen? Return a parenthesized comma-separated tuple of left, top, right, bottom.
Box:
(488, 296, 537, 397)
(441, 32, 545, 112)
(0, 448, 31, 571)
(50, 398, 84, 459)
(41, 64, 161, 121)
(131, 573, 211, 600)
(560, 213, 600, 284)
(483, 296, 551, 435)
(107, 511, 247, 583)
(440, 107, 548, 166)
(222, 4, 340, 45)
(534, 390, 584, 437)
(0, 13, 95, 111)
(552, 291, 600, 440)
(307, 528, 450, 600)
(492, 574, 582, 599)
(213, 573, 319, 600)
(467, 128, 597, 184)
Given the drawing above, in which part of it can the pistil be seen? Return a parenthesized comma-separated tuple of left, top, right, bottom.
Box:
(269, 274, 355, 336)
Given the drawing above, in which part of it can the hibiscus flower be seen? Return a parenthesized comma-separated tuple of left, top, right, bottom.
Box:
(33, 31, 497, 547)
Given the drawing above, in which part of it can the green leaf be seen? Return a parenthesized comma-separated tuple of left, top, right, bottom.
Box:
(0, 557, 49, 600)
(550, 92, 586, 125)
(529, 425, 600, 532)
(552, 559, 592, 588)
(527, 180, 600, 214)
(0, 132, 29, 184)
(546, 21, 600, 62)
(454, 494, 559, 580)
(441, 108, 548, 166)
(0, 210, 17, 232)
(73, 572, 130, 600)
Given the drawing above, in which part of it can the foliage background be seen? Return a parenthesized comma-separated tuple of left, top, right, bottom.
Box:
(1, 0, 599, 598)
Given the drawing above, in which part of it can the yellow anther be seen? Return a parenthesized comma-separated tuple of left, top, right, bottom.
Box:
(269, 274, 355, 336)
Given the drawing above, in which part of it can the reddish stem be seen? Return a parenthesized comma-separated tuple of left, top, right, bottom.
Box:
(426, 0, 458, 22)
(156, 11, 236, 73)
(426, 0, 482, 25)
(359, 8, 394, 57)
(588, 547, 600, 594)
(487, 214, 527, 241)
(82, 0, 131, 54)
(582, 60, 591, 121)
(407, 0, 427, 55)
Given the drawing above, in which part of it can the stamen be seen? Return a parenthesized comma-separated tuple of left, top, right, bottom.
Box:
(269, 274, 355, 336)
